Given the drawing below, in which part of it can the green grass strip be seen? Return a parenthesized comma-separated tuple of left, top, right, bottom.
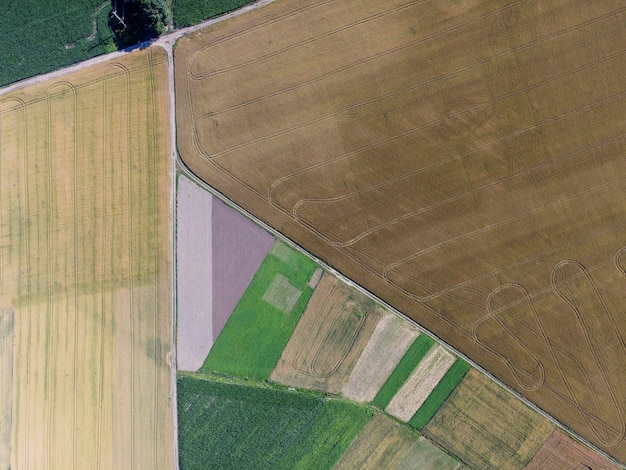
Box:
(408, 358, 471, 430)
(201, 241, 318, 380)
(372, 334, 435, 408)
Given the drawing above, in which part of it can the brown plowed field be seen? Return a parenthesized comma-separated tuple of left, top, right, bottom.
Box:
(524, 429, 621, 470)
(1, 47, 173, 468)
(175, 0, 626, 461)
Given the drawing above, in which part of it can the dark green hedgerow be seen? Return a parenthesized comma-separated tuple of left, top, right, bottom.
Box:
(172, 0, 256, 28)
(177, 375, 373, 470)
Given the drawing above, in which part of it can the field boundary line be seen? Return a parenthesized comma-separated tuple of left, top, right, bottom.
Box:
(174, 157, 626, 469)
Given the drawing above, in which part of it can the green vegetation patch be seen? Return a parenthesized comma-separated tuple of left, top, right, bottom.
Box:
(201, 241, 318, 379)
(0, 0, 116, 87)
(177, 375, 373, 469)
(408, 358, 471, 430)
(373, 334, 435, 408)
(172, 0, 256, 28)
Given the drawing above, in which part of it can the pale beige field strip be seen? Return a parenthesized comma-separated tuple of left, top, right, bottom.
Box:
(342, 312, 418, 402)
(386, 344, 455, 422)
(0, 310, 13, 469)
(0, 47, 172, 469)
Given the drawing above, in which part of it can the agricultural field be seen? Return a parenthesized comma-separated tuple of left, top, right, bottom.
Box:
(342, 311, 419, 403)
(0, 0, 115, 87)
(200, 240, 319, 379)
(0, 310, 13, 469)
(177, 374, 373, 469)
(424, 369, 554, 470)
(0, 47, 173, 468)
(176, 174, 273, 371)
(172, 0, 257, 28)
(334, 413, 464, 470)
(524, 430, 622, 470)
(174, 0, 626, 460)
(373, 334, 435, 409)
(271, 272, 381, 393)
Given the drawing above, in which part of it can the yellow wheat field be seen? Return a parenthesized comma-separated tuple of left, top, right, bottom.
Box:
(0, 46, 173, 469)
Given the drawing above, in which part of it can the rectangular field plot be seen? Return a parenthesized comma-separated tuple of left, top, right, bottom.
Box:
(335, 413, 463, 470)
(201, 241, 318, 379)
(373, 334, 435, 409)
(177, 375, 372, 469)
(0, 47, 173, 469)
(524, 429, 622, 470)
(271, 273, 382, 394)
(423, 370, 553, 470)
(0, 310, 13, 469)
(408, 358, 470, 431)
(386, 345, 455, 422)
(342, 312, 419, 403)
(175, 0, 626, 459)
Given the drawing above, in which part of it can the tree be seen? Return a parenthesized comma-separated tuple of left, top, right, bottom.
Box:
(109, 0, 172, 48)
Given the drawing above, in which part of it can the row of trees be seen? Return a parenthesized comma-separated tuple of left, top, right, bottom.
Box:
(109, 0, 172, 48)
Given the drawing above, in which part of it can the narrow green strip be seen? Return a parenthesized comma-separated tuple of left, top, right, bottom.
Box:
(408, 358, 470, 430)
(372, 334, 435, 408)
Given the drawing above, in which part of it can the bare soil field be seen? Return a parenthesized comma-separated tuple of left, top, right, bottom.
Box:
(424, 369, 554, 470)
(524, 429, 622, 470)
(334, 413, 463, 470)
(175, 0, 626, 460)
(176, 174, 273, 371)
(0, 47, 173, 468)
(386, 344, 455, 422)
(271, 273, 381, 393)
(342, 312, 419, 403)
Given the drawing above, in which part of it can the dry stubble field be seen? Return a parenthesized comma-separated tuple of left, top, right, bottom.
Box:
(175, 0, 626, 461)
(0, 47, 173, 469)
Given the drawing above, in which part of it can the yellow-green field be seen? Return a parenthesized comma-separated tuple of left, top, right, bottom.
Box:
(424, 369, 553, 470)
(0, 47, 173, 469)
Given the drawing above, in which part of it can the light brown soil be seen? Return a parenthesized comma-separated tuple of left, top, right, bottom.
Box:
(342, 312, 419, 403)
(386, 344, 455, 422)
(0, 310, 13, 469)
(0, 47, 173, 469)
(175, 0, 626, 461)
(271, 273, 381, 393)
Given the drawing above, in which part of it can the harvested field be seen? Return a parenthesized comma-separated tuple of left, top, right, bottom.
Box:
(334, 413, 463, 470)
(342, 312, 419, 403)
(271, 273, 381, 393)
(201, 241, 318, 379)
(0, 310, 13, 469)
(0, 48, 173, 468)
(386, 345, 455, 422)
(175, 0, 626, 459)
(176, 174, 274, 371)
(524, 429, 622, 470)
(424, 369, 554, 470)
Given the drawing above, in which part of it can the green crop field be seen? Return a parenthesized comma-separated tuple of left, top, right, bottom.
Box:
(408, 358, 470, 430)
(201, 241, 319, 379)
(0, 0, 116, 87)
(373, 335, 435, 408)
(177, 375, 373, 469)
(172, 0, 255, 28)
